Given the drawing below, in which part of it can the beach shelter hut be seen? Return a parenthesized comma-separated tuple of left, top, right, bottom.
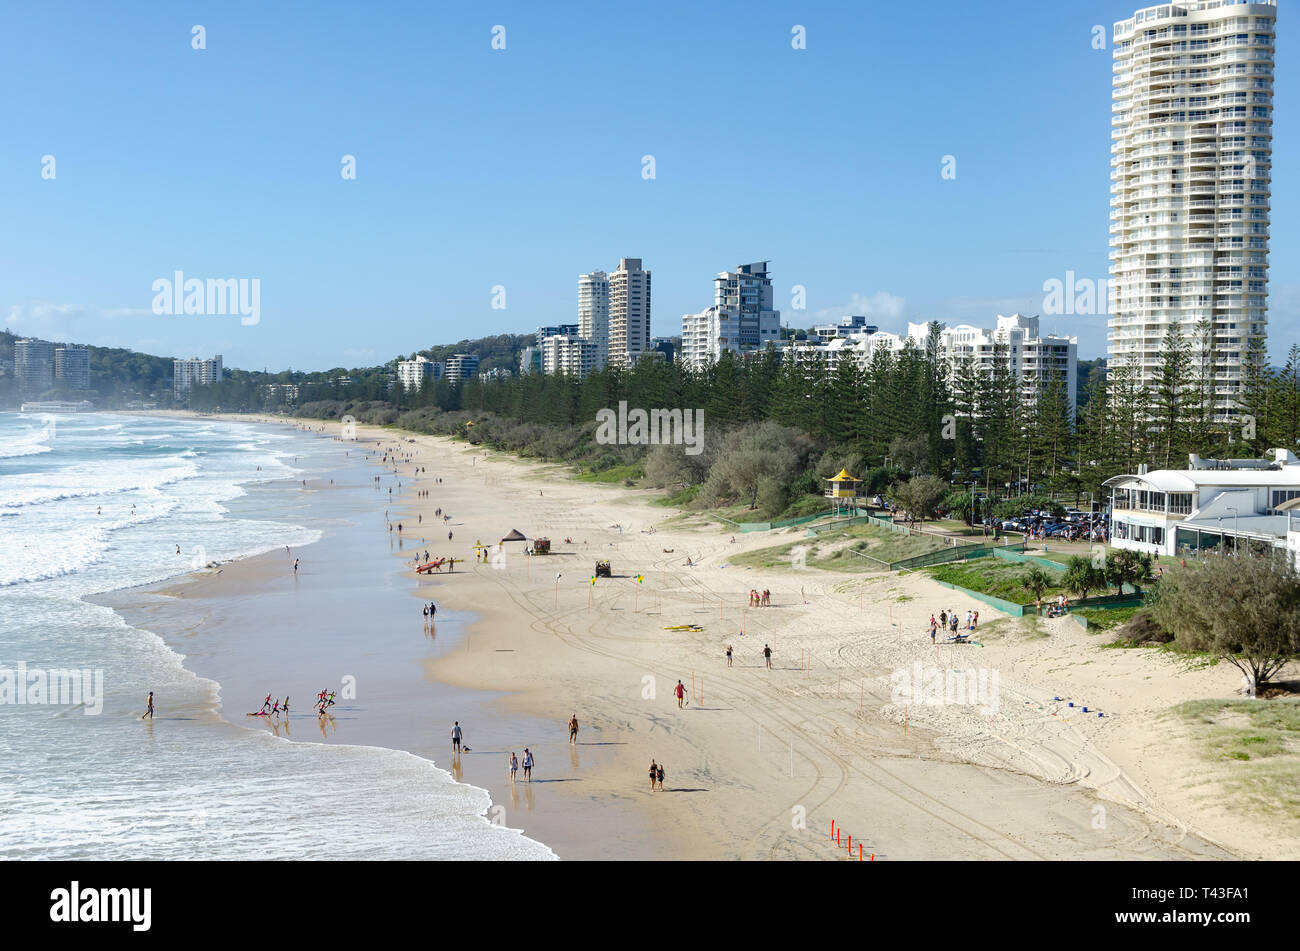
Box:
(824, 468, 864, 517)
(501, 529, 527, 543)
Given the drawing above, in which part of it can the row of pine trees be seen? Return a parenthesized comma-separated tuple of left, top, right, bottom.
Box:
(405, 322, 1300, 501)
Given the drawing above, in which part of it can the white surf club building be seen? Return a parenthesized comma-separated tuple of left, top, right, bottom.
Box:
(1105, 449, 1300, 565)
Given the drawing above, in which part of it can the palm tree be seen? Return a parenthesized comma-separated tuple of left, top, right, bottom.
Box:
(1021, 567, 1052, 604)
(1062, 556, 1106, 601)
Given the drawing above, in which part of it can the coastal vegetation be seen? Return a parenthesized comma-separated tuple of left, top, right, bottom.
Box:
(1150, 556, 1300, 693)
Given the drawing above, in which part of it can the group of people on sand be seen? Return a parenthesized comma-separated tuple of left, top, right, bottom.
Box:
(422, 601, 438, 620)
(646, 759, 666, 791)
(748, 589, 771, 607)
(928, 609, 978, 643)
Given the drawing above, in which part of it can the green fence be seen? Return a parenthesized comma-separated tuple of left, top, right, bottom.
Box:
(889, 540, 1026, 572)
(991, 548, 1067, 573)
(930, 580, 1029, 618)
(737, 511, 837, 533)
(806, 514, 875, 536)
(1071, 592, 1145, 610)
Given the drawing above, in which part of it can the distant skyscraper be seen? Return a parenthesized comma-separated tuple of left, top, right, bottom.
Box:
(1110, 1, 1276, 418)
(536, 323, 579, 341)
(540, 333, 597, 378)
(173, 355, 223, 399)
(608, 258, 651, 368)
(578, 270, 610, 369)
(444, 353, 479, 384)
(396, 355, 443, 391)
(54, 345, 91, 390)
(519, 346, 542, 375)
(14, 339, 54, 394)
(681, 262, 781, 370)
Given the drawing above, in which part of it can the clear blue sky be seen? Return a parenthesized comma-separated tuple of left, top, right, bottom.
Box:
(2, 0, 1295, 370)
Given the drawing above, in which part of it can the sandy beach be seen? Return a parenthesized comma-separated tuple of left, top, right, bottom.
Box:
(114, 412, 1297, 860)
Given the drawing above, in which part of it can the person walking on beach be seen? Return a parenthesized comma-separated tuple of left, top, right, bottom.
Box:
(293, 558, 299, 575)
(726, 644, 733, 667)
(674, 680, 686, 709)
(452, 721, 463, 753)
(929, 615, 937, 644)
(568, 713, 579, 746)
(939, 610, 947, 630)
(143, 691, 154, 720)
(509, 751, 518, 783)
(522, 748, 534, 782)
(763, 644, 772, 670)
(656, 762, 665, 791)
(648, 759, 658, 792)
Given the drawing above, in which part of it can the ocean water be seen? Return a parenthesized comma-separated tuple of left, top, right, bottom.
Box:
(0, 412, 554, 860)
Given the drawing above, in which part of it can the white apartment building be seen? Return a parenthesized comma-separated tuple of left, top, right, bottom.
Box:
(261, 383, 299, 402)
(1110, 1, 1276, 416)
(681, 262, 782, 370)
(1106, 448, 1300, 557)
(608, 257, 651, 368)
(444, 353, 479, 384)
(519, 346, 541, 374)
(54, 345, 91, 390)
(14, 338, 54, 394)
(396, 355, 444, 392)
(941, 314, 1078, 415)
(540, 334, 597, 378)
(578, 271, 610, 370)
(173, 355, 223, 399)
(782, 315, 1076, 412)
(812, 315, 878, 342)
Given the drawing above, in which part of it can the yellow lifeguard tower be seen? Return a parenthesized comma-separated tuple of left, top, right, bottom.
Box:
(824, 468, 864, 517)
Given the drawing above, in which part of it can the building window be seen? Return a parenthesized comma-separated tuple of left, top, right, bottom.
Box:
(1271, 489, 1300, 512)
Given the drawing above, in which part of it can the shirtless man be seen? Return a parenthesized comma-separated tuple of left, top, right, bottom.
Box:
(568, 713, 579, 746)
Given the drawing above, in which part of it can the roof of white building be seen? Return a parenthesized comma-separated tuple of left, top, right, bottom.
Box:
(1104, 450, 1300, 492)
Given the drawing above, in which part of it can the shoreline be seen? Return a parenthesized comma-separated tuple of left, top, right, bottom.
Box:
(96, 420, 647, 859)
(114, 410, 1296, 860)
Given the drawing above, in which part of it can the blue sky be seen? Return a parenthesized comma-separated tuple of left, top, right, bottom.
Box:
(2, 0, 1295, 370)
